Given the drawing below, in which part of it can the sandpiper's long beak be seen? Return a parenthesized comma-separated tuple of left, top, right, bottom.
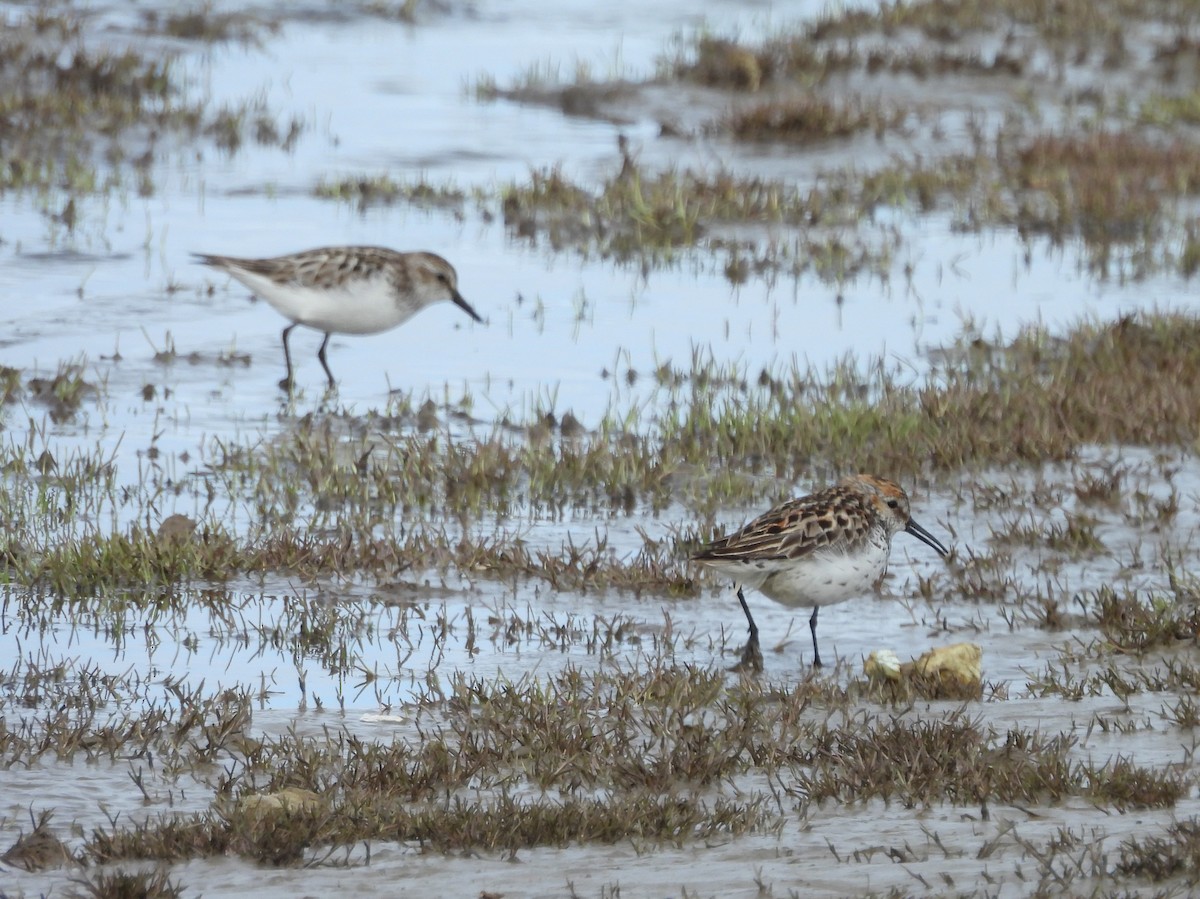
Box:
(905, 518, 949, 556)
(452, 289, 483, 323)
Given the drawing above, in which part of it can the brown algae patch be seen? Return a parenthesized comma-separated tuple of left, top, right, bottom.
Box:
(715, 95, 907, 143)
(142, 6, 272, 43)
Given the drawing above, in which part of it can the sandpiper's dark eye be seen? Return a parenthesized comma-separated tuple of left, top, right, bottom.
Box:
(887, 499, 900, 509)
(436, 272, 449, 284)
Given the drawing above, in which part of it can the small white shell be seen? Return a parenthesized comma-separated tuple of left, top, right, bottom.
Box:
(864, 649, 903, 681)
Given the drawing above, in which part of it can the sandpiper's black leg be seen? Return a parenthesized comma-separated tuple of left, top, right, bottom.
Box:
(733, 586, 763, 673)
(809, 606, 822, 669)
(279, 323, 297, 391)
(317, 332, 336, 389)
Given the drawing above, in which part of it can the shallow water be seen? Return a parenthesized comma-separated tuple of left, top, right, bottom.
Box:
(1, 0, 1189, 430)
(3, 1, 1200, 896)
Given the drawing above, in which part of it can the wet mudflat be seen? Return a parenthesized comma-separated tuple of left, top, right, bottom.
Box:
(5, 0, 1200, 896)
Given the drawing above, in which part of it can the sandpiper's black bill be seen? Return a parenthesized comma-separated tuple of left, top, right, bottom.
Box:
(905, 518, 949, 556)
(453, 290, 483, 323)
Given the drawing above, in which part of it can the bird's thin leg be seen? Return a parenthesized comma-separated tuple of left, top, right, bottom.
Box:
(279, 324, 297, 391)
(737, 586, 759, 642)
(732, 586, 763, 674)
(809, 606, 823, 669)
(317, 332, 336, 390)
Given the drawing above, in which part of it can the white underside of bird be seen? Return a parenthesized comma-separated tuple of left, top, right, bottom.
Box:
(223, 266, 409, 335)
(698, 537, 890, 609)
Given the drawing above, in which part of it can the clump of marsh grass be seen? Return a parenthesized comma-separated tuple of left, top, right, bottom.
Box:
(314, 174, 468, 213)
(0, 3, 304, 205)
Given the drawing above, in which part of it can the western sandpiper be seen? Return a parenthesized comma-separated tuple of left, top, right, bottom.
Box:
(194, 246, 481, 390)
(691, 474, 948, 671)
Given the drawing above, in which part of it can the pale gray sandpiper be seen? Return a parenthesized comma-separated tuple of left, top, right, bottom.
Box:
(691, 474, 949, 671)
(194, 246, 481, 390)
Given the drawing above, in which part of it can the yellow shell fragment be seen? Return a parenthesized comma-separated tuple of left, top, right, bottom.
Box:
(237, 787, 323, 818)
(913, 642, 983, 686)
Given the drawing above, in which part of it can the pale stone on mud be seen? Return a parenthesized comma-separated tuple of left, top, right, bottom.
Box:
(913, 642, 983, 687)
